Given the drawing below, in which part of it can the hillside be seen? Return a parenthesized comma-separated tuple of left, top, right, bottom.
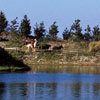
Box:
(0, 39, 100, 66)
(0, 47, 30, 71)
(21, 40, 100, 66)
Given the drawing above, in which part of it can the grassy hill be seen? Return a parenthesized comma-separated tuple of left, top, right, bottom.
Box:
(0, 37, 100, 66)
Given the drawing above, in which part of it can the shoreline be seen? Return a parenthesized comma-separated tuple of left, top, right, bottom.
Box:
(0, 60, 100, 72)
(25, 62, 100, 67)
(0, 66, 30, 72)
(26, 63, 100, 74)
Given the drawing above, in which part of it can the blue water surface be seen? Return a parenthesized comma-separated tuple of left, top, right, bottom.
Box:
(0, 72, 100, 100)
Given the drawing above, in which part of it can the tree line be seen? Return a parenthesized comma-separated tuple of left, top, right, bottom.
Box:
(0, 11, 100, 42)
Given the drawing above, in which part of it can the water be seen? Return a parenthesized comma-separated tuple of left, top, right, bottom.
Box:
(0, 72, 100, 100)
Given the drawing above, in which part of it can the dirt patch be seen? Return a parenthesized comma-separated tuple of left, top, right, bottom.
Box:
(88, 41, 100, 52)
(0, 42, 6, 48)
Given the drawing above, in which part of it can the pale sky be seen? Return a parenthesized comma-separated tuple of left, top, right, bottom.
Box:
(0, 0, 100, 37)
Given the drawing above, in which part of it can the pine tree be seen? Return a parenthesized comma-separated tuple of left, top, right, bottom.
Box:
(48, 21, 59, 39)
(63, 28, 71, 40)
(20, 15, 31, 36)
(84, 25, 91, 42)
(0, 11, 8, 34)
(9, 17, 19, 34)
(70, 19, 83, 41)
(92, 25, 100, 41)
(34, 22, 46, 40)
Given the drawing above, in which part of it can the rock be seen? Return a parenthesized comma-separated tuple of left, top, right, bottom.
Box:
(39, 44, 51, 49)
(88, 41, 100, 52)
(0, 42, 6, 48)
(53, 45, 63, 50)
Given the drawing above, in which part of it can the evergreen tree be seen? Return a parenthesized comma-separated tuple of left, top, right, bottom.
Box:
(63, 28, 71, 40)
(34, 23, 39, 38)
(9, 17, 19, 34)
(92, 25, 100, 41)
(70, 19, 83, 41)
(48, 21, 59, 39)
(39, 22, 46, 39)
(8, 17, 22, 42)
(84, 25, 91, 42)
(20, 15, 31, 36)
(0, 11, 8, 34)
(34, 22, 46, 40)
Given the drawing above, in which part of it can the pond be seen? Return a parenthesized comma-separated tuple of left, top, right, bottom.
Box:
(0, 65, 100, 100)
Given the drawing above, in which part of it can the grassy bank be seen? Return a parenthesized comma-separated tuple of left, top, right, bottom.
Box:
(0, 47, 30, 72)
(23, 51, 100, 66)
(0, 66, 29, 72)
(1, 38, 100, 72)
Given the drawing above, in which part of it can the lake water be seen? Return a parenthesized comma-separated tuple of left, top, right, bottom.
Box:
(0, 65, 100, 100)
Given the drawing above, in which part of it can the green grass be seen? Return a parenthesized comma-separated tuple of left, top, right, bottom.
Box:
(37, 52, 63, 61)
(0, 66, 27, 71)
(5, 41, 23, 47)
(8, 50, 24, 56)
(38, 39, 50, 46)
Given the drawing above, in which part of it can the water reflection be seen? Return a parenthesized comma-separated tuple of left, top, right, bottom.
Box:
(0, 73, 100, 100)
(0, 83, 5, 100)
(29, 64, 100, 74)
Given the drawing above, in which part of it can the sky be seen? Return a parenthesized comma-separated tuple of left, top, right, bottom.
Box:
(0, 0, 100, 38)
